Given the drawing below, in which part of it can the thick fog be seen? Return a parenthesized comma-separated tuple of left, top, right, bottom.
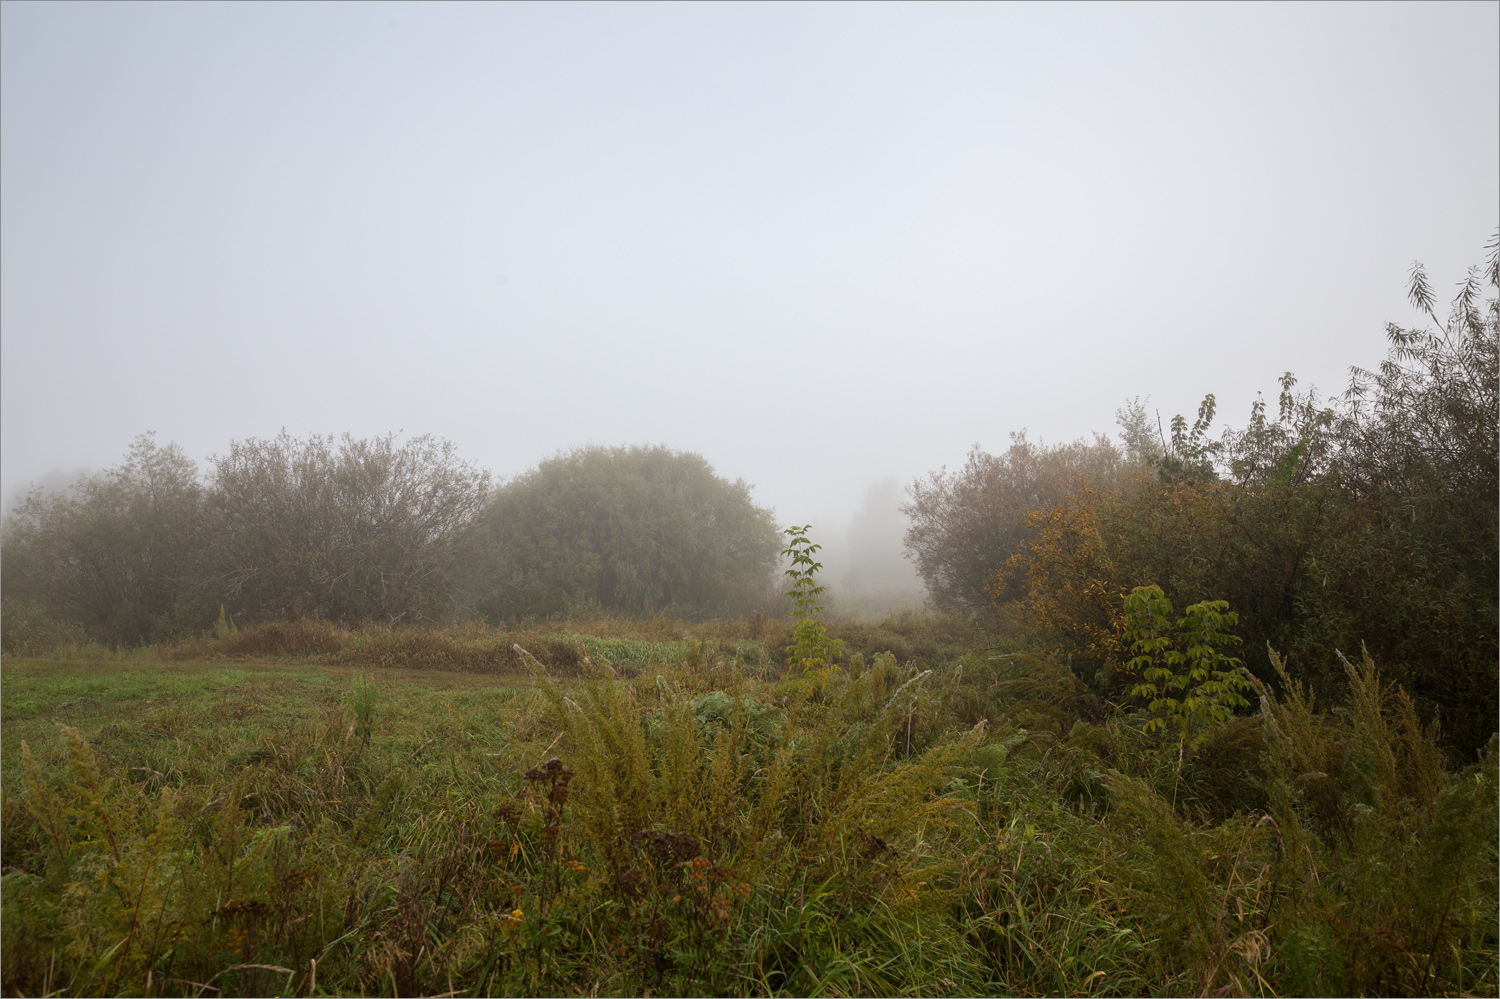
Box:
(819, 479, 927, 614)
(3, 2, 1497, 591)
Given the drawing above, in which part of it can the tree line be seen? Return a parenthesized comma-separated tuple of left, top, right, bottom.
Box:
(3, 240, 1494, 751)
(1, 439, 783, 647)
(903, 240, 1499, 754)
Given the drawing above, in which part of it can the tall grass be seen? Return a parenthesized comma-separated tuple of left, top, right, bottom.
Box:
(2, 626, 1494, 996)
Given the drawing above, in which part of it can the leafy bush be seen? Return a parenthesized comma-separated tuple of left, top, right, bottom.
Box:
(902, 432, 1133, 614)
(959, 240, 1498, 755)
(478, 446, 781, 621)
(780, 525, 844, 692)
(201, 431, 492, 626)
(1, 431, 494, 643)
(1, 434, 209, 645)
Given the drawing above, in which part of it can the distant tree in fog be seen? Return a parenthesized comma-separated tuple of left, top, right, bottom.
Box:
(200, 432, 491, 625)
(1, 433, 206, 644)
(478, 445, 780, 620)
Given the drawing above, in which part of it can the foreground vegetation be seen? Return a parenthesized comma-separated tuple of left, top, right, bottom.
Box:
(3, 615, 1495, 997)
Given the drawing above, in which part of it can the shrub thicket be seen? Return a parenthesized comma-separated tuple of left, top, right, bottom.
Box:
(902, 431, 1131, 613)
(0, 435, 208, 646)
(476, 446, 781, 621)
(2, 432, 494, 644)
(909, 239, 1499, 755)
(199, 431, 493, 626)
(2, 440, 786, 643)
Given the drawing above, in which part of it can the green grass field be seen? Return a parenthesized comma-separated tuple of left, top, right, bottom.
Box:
(2, 623, 1495, 997)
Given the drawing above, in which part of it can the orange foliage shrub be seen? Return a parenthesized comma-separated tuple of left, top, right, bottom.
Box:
(994, 484, 1126, 664)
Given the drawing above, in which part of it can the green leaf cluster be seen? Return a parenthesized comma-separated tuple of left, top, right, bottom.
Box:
(1125, 585, 1251, 747)
(780, 526, 844, 687)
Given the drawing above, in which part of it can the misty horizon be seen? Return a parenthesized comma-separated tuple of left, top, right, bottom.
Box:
(3, 1, 1497, 552)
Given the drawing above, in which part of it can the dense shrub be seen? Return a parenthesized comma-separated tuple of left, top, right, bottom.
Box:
(1, 432, 494, 642)
(200, 431, 493, 625)
(935, 241, 1498, 755)
(0, 434, 209, 645)
(478, 446, 781, 621)
(902, 432, 1133, 614)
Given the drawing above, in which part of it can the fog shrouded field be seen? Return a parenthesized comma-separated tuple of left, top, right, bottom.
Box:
(2, 4, 1497, 998)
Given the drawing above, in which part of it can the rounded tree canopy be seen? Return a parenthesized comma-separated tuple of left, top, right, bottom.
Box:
(480, 445, 780, 620)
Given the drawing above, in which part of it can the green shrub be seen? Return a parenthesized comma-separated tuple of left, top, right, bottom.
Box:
(1123, 585, 1252, 754)
(479, 446, 781, 620)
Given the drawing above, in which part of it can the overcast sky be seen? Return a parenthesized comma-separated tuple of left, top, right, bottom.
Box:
(3, 1, 1496, 530)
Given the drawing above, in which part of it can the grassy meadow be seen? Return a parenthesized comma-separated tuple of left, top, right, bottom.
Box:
(2, 616, 1496, 997)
